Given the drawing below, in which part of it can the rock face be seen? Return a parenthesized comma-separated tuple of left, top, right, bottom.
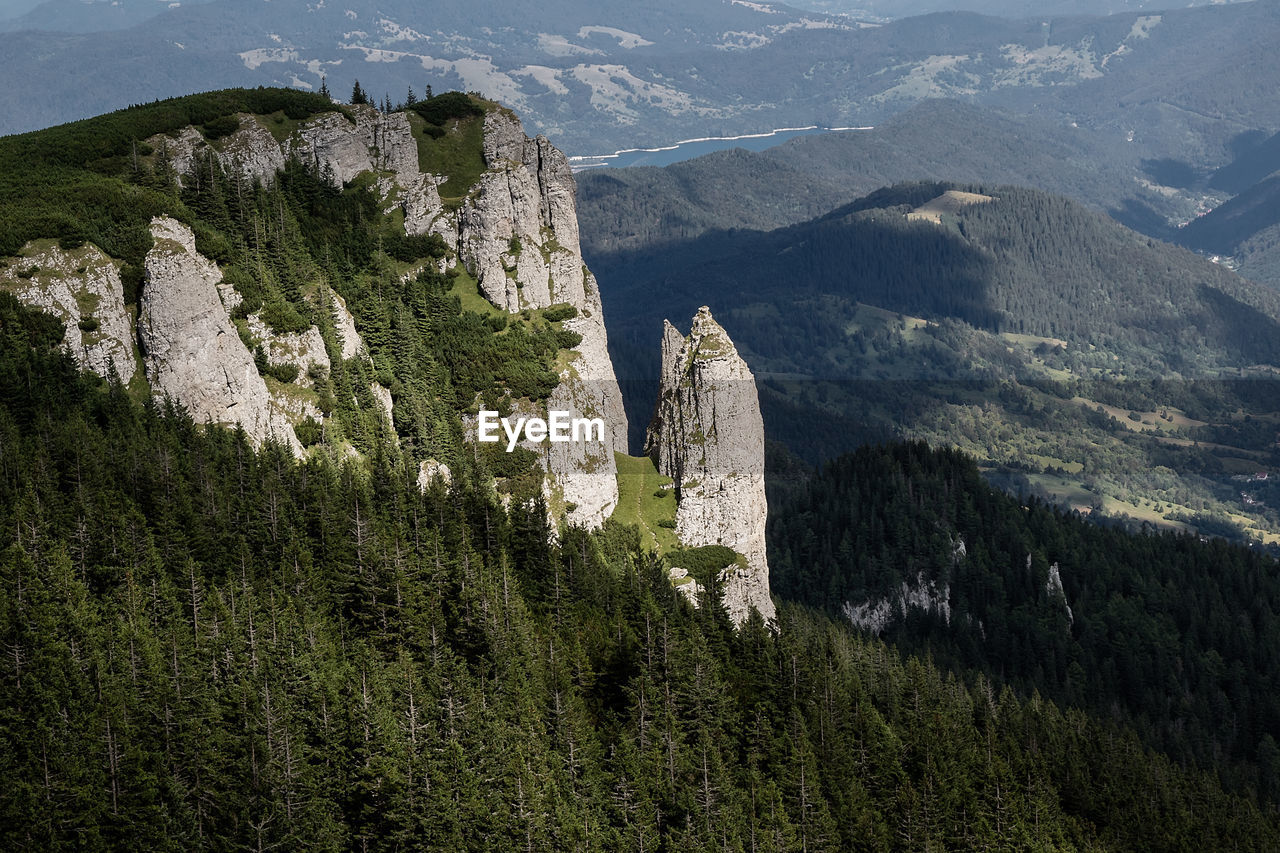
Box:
(842, 573, 952, 636)
(327, 290, 365, 361)
(130, 102, 628, 528)
(217, 114, 288, 184)
(0, 241, 137, 384)
(545, 377, 618, 529)
(289, 106, 419, 187)
(448, 109, 628, 525)
(139, 217, 301, 455)
(246, 313, 329, 385)
(1046, 561, 1074, 624)
(418, 459, 453, 491)
(646, 307, 775, 627)
(477, 111, 627, 454)
(459, 111, 585, 314)
(401, 174, 456, 243)
(149, 106, 418, 193)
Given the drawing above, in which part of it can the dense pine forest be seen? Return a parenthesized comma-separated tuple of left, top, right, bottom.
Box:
(771, 442, 1280, 801)
(2, 291, 1280, 850)
(3, 89, 1280, 849)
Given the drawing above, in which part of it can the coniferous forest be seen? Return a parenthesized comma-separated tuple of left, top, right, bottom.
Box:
(2, 293, 1280, 850)
(2, 89, 1280, 850)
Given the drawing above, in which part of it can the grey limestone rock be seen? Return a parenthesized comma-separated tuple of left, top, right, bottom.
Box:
(245, 313, 330, 385)
(132, 104, 631, 526)
(216, 114, 288, 185)
(289, 105, 418, 187)
(460, 110, 628, 454)
(842, 573, 951, 636)
(402, 174, 457, 244)
(646, 306, 775, 627)
(327, 289, 365, 361)
(418, 459, 453, 491)
(139, 217, 301, 456)
(0, 241, 137, 384)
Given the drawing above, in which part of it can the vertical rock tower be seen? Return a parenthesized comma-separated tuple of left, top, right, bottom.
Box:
(646, 307, 775, 626)
(456, 110, 629, 527)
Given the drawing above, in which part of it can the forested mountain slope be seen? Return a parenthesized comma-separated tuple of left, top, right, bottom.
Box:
(2, 276, 1279, 850)
(596, 182, 1280, 541)
(598, 181, 1280, 379)
(771, 441, 1280, 802)
(3, 87, 1280, 849)
(578, 99, 1194, 257)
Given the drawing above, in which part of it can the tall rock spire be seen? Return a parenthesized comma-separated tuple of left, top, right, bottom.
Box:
(646, 306, 775, 626)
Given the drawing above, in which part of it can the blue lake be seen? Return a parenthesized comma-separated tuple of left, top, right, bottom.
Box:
(568, 126, 871, 171)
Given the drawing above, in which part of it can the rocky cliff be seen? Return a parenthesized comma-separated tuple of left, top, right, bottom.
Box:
(458, 110, 629, 460)
(16, 97, 626, 528)
(646, 307, 775, 626)
(0, 240, 137, 384)
(139, 217, 303, 455)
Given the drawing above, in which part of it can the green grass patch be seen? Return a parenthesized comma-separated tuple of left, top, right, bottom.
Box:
(256, 110, 313, 144)
(448, 266, 506, 318)
(406, 109, 487, 203)
(611, 453, 678, 553)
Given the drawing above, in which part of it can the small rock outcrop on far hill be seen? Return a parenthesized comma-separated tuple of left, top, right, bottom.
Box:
(646, 306, 775, 627)
(139, 216, 302, 456)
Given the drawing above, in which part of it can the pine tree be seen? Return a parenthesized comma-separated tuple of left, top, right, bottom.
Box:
(350, 80, 368, 106)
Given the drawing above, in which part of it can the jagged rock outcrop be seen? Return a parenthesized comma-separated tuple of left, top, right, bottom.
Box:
(289, 106, 419, 187)
(459, 111, 584, 313)
(369, 383, 394, 426)
(245, 313, 329, 385)
(139, 216, 301, 456)
(843, 538, 964, 635)
(668, 566, 704, 606)
(327, 290, 365, 361)
(142, 102, 628, 525)
(0, 241, 137, 384)
(217, 114, 288, 184)
(418, 459, 453, 491)
(545, 378, 618, 529)
(458, 110, 627, 455)
(147, 126, 206, 185)
(450, 108, 628, 524)
(1046, 561, 1074, 624)
(842, 573, 953, 636)
(149, 106, 417, 193)
(401, 174, 456, 244)
(646, 307, 775, 627)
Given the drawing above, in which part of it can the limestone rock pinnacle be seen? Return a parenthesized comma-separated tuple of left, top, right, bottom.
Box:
(646, 306, 775, 627)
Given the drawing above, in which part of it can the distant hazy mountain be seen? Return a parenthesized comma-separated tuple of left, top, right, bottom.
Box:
(0, 0, 216, 33)
(578, 99, 1200, 257)
(0, 0, 43, 19)
(594, 181, 1280, 537)
(0, 0, 1276, 161)
(791, 0, 1249, 22)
